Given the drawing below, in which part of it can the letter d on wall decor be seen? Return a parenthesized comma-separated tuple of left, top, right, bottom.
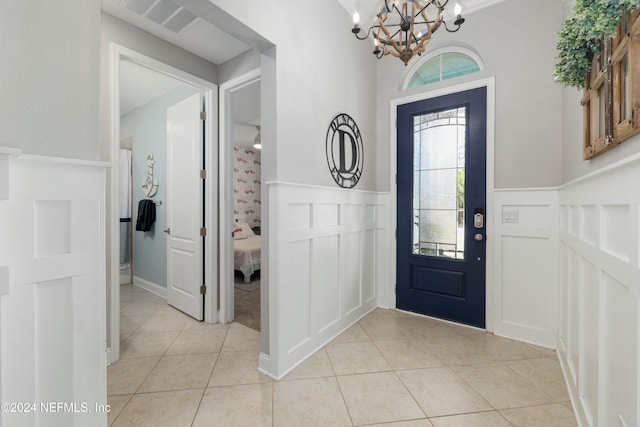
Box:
(326, 113, 363, 189)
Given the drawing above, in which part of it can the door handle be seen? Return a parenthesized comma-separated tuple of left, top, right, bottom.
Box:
(474, 233, 484, 241)
(164, 227, 171, 234)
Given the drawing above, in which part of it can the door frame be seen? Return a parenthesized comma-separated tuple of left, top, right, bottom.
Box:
(108, 44, 218, 364)
(218, 67, 261, 323)
(388, 77, 496, 332)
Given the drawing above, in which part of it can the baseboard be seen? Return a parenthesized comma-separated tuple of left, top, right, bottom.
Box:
(266, 304, 378, 380)
(257, 352, 273, 379)
(106, 347, 113, 366)
(557, 348, 588, 427)
(132, 276, 167, 300)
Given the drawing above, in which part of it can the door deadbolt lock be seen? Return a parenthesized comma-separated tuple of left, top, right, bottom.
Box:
(473, 208, 484, 229)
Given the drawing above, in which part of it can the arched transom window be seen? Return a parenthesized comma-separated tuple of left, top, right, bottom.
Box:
(404, 48, 483, 90)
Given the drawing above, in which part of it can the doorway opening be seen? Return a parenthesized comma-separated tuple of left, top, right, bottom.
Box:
(229, 77, 262, 331)
(219, 69, 262, 328)
(109, 45, 218, 364)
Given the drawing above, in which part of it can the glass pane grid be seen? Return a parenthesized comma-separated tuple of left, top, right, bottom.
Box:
(412, 107, 466, 259)
(407, 52, 481, 89)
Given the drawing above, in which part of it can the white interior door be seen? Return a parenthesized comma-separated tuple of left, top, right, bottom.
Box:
(166, 92, 204, 320)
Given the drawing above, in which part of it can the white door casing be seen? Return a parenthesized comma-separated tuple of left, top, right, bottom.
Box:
(218, 68, 261, 323)
(166, 93, 204, 320)
(109, 45, 219, 364)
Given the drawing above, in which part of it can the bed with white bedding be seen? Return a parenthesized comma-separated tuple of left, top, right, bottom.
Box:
(233, 220, 261, 283)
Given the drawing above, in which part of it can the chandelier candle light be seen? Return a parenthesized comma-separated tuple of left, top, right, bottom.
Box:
(351, 0, 465, 66)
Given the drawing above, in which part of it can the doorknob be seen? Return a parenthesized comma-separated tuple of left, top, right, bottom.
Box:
(164, 227, 171, 234)
(474, 233, 484, 241)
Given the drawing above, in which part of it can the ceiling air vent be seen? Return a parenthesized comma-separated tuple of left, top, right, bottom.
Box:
(121, 0, 198, 34)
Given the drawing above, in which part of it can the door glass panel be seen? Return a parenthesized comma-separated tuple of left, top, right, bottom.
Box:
(412, 107, 465, 259)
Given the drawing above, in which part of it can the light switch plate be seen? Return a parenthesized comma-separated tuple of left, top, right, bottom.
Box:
(503, 209, 519, 223)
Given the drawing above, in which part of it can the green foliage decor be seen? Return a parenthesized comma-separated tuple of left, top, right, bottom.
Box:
(555, 0, 640, 89)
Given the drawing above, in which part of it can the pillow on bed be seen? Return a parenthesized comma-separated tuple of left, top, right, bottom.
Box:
(233, 221, 255, 239)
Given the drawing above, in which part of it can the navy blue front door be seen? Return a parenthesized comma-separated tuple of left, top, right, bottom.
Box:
(396, 87, 487, 328)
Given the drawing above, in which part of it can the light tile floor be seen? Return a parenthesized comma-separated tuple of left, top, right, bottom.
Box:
(108, 284, 577, 426)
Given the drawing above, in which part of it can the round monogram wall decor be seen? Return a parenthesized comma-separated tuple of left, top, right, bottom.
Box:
(325, 113, 363, 189)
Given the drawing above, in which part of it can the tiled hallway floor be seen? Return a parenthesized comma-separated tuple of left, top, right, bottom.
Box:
(108, 284, 577, 426)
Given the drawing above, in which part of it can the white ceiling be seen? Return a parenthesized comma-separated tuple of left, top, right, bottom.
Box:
(104, 0, 507, 68)
(102, 0, 250, 65)
(119, 60, 185, 115)
(106, 0, 260, 127)
(118, 59, 261, 136)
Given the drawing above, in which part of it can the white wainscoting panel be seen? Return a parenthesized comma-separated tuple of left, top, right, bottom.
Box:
(493, 189, 559, 348)
(559, 155, 640, 427)
(261, 182, 390, 379)
(0, 150, 108, 427)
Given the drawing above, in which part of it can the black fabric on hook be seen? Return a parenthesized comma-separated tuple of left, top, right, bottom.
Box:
(135, 199, 156, 232)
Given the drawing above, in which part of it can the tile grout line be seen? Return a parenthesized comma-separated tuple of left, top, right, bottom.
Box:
(113, 286, 576, 426)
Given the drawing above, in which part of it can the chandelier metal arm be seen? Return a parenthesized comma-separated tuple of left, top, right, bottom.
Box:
(391, 3, 403, 17)
(442, 16, 465, 32)
(414, 0, 446, 20)
(352, 24, 374, 41)
(375, 18, 443, 29)
(382, 0, 394, 14)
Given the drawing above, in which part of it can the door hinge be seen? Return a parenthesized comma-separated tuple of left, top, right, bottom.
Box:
(395, 229, 397, 240)
(395, 284, 397, 294)
(200, 111, 206, 121)
(200, 169, 207, 179)
(200, 227, 207, 237)
(200, 285, 206, 295)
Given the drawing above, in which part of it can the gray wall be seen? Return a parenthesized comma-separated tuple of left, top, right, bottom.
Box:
(375, 0, 564, 190)
(207, 0, 379, 190)
(0, 0, 100, 159)
(121, 86, 198, 288)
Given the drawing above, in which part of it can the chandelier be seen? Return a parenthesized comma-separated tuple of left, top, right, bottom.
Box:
(351, 0, 465, 66)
